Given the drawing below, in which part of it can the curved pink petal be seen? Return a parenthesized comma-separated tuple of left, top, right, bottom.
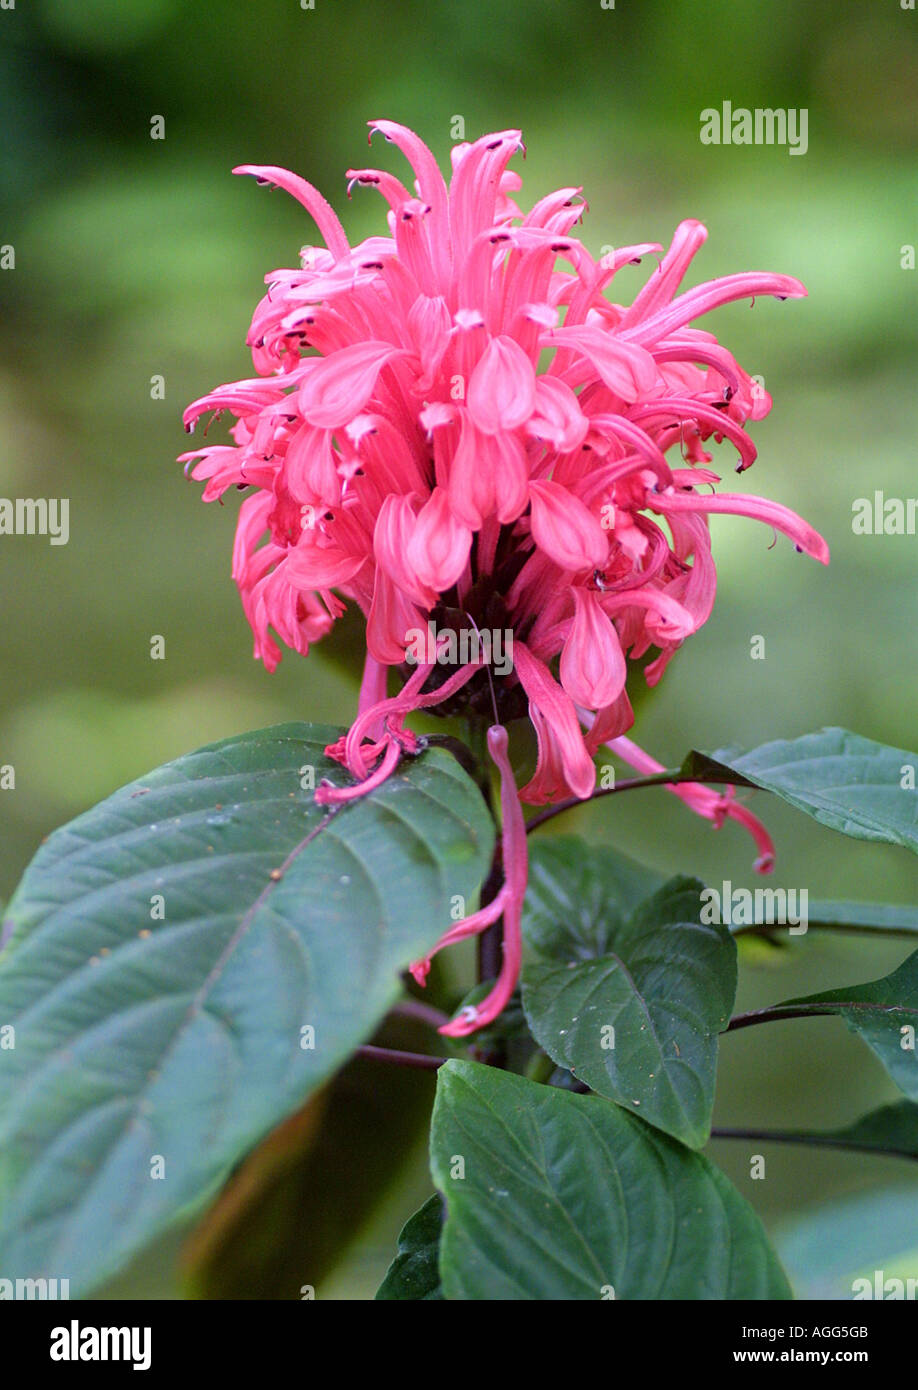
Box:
(650, 488, 830, 563)
(604, 732, 776, 873)
(515, 641, 596, 802)
(448, 129, 524, 256)
(527, 376, 589, 452)
(298, 342, 405, 429)
(529, 478, 609, 572)
(366, 565, 426, 664)
(467, 335, 537, 434)
(621, 219, 708, 326)
(560, 588, 627, 709)
(544, 325, 658, 401)
(439, 724, 527, 1036)
(233, 164, 350, 259)
(406, 486, 473, 592)
(623, 273, 807, 347)
(374, 493, 433, 606)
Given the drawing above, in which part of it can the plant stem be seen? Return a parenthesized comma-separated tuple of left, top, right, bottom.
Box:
(391, 999, 452, 1031)
(710, 1126, 917, 1163)
(732, 919, 918, 941)
(357, 1044, 446, 1070)
(525, 1051, 557, 1085)
(524, 769, 690, 834)
(725, 1005, 831, 1032)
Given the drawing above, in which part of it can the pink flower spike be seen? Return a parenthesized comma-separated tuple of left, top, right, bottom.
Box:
(188, 122, 825, 811)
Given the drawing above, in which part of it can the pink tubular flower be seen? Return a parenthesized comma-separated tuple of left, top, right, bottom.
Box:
(603, 733, 776, 875)
(182, 122, 828, 1030)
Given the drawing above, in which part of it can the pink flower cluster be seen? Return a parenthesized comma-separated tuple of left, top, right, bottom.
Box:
(182, 123, 828, 1032)
(182, 121, 826, 806)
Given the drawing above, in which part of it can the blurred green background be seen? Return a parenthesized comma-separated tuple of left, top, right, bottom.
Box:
(1, 0, 916, 1298)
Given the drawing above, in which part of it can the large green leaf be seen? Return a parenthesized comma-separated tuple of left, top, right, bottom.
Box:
(521, 838, 736, 1147)
(774, 950, 918, 1100)
(683, 728, 918, 853)
(0, 724, 493, 1295)
(523, 838, 664, 954)
(431, 1061, 790, 1300)
(375, 1194, 444, 1300)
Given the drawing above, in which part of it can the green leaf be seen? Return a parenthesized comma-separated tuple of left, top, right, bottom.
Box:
(431, 1061, 791, 1300)
(521, 838, 736, 1147)
(523, 837, 663, 959)
(805, 900, 918, 937)
(0, 723, 493, 1295)
(683, 728, 918, 854)
(775, 1187, 918, 1301)
(732, 899, 918, 940)
(829, 1101, 918, 1159)
(375, 1195, 444, 1300)
(775, 950, 918, 1100)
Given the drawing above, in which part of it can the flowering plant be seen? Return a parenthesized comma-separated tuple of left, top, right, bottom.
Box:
(1, 125, 916, 1302)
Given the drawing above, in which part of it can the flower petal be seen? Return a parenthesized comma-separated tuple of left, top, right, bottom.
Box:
(467, 335, 537, 434)
(515, 641, 596, 802)
(560, 588, 627, 709)
(298, 342, 405, 429)
(529, 478, 609, 572)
